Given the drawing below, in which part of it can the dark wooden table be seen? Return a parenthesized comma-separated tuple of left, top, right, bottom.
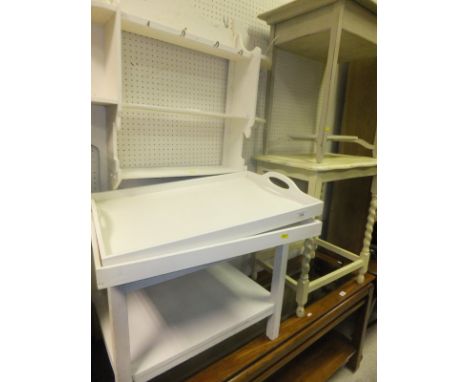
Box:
(93, 269, 375, 382)
(187, 273, 375, 382)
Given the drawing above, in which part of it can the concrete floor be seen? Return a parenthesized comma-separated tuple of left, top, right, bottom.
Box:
(330, 324, 377, 382)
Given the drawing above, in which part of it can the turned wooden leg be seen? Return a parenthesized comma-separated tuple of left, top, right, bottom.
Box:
(357, 176, 377, 284)
(296, 238, 316, 317)
(296, 175, 323, 317)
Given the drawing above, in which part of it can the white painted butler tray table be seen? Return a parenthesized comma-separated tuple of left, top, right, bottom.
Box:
(91, 171, 323, 382)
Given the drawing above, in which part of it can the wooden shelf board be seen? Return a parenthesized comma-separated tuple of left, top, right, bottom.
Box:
(122, 103, 247, 120)
(119, 166, 244, 180)
(92, 96, 119, 106)
(119, 263, 273, 382)
(266, 331, 355, 382)
(339, 30, 377, 62)
(255, 153, 376, 172)
(278, 29, 376, 63)
(277, 30, 331, 61)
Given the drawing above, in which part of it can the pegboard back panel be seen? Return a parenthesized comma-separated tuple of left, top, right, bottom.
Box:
(118, 110, 223, 168)
(267, 49, 324, 154)
(122, 32, 228, 109)
(191, 0, 284, 52)
(119, 31, 227, 168)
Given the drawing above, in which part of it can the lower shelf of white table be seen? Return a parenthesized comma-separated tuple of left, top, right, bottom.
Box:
(93, 262, 274, 382)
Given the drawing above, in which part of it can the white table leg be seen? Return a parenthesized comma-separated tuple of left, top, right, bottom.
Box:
(295, 176, 322, 317)
(357, 175, 377, 283)
(108, 286, 132, 382)
(266, 244, 288, 340)
(295, 238, 316, 317)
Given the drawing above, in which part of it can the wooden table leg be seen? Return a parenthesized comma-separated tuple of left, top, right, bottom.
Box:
(296, 238, 316, 317)
(108, 286, 132, 382)
(347, 283, 375, 371)
(266, 244, 289, 340)
(357, 175, 377, 284)
(296, 175, 323, 317)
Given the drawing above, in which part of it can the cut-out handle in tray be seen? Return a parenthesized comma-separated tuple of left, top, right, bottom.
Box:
(262, 171, 302, 194)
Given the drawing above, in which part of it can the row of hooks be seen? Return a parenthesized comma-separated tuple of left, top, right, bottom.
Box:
(143, 20, 245, 56)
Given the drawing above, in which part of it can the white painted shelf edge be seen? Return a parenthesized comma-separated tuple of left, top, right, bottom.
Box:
(121, 103, 266, 124)
(92, 217, 322, 289)
(121, 12, 251, 62)
(119, 166, 245, 180)
(288, 133, 374, 150)
(122, 103, 248, 120)
(92, 96, 119, 106)
(93, 263, 274, 382)
(121, 11, 271, 71)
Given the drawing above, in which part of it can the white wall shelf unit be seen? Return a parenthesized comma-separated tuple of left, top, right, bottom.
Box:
(91, 171, 323, 381)
(91, 1, 266, 189)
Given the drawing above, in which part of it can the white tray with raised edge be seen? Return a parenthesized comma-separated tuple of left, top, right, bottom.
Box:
(91, 171, 323, 267)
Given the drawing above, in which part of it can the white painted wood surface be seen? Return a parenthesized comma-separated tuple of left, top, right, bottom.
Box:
(119, 166, 241, 180)
(259, 0, 377, 164)
(108, 287, 132, 381)
(121, 103, 248, 121)
(121, 12, 251, 62)
(120, 263, 273, 382)
(93, 218, 322, 289)
(91, 172, 324, 380)
(266, 244, 289, 339)
(256, 153, 376, 171)
(91, 1, 267, 186)
(92, 171, 323, 266)
(255, 155, 376, 316)
(91, 2, 120, 105)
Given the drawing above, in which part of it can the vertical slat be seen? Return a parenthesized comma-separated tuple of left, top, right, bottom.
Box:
(296, 175, 322, 317)
(315, 0, 345, 162)
(357, 174, 377, 283)
(266, 244, 289, 339)
(108, 287, 132, 382)
(264, 25, 277, 155)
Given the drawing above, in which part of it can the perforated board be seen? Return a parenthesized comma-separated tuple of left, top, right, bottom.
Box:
(119, 31, 227, 168)
(192, 0, 275, 52)
(191, 0, 283, 168)
(267, 49, 324, 154)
